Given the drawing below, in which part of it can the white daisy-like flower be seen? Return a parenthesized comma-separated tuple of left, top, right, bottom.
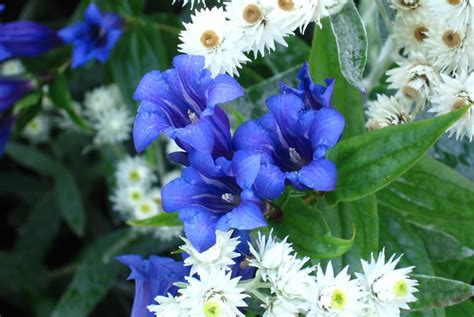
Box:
(307, 262, 365, 317)
(262, 296, 300, 317)
(386, 53, 440, 105)
(84, 85, 121, 119)
(428, 0, 474, 32)
(248, 231, 294, 277)
(425, 23, 474, 74)
(365, 95, 414, 130)
(179, 268, 249, 317)
(356, 250, 418, 317)
(133, 196, 160, 220)
(92, 106, 133, 145)
(181, 230, 240, 275)
(22, 114, 51, 144)
(149, 293, 190, 317)
(393, 8, 433, 54)
(110, 184, 147, 214)
(115, 156, 156, 188)
(1, 59, 25, 76)
(390, 0, 426, 11)
(226, 0, 292, 57)
(179, 7, 250, 77)
(429, 71, 474, 141)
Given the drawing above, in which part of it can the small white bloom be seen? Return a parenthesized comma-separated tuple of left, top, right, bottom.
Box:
(429, 71, 474, 141)
(249, 231, 294, 275)
(428, 0, 474, 32)
(133, 196, 160, 220)
(92, 106, 133, 145)
(181, 230, 240, 275)
(116, 156, 156, 188)
(149, 293, 190, 317)
(307, 262, 365, 317)
(365, 95, 413, 130)
(356, 250, 418, 317)
(1, 59, 25, 76)
(179, 7, 250, 77)
(84, 85, 121, 119)
(110, 184, 147, 215)
(386, 53, 440, 105)
(22, 114, 51, 144)
(393, 8, 433, 54)
(179, 268, 249, 317)
(425, 24, 474, 74)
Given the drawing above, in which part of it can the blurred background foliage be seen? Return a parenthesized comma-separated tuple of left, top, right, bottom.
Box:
(0, 0, 473, 316)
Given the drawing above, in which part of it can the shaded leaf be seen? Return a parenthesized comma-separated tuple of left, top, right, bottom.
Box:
(127, 212, 182, 227)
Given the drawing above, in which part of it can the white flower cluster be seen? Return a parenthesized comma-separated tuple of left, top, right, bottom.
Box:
(148, 231, 418, 317)
(176, 0, 349, 77)
(110, 156, 182, 241)
(22, 114, 51, 144)
(0, 59, 25, 76)
(366, 0, 474, 142)
(83, 84, 133, 145)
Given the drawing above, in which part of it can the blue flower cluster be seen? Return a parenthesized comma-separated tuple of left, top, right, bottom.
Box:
(133, 55, 345, 252)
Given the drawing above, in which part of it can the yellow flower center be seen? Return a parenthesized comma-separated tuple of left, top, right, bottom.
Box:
(140, 203, 152, 214)
(200, 30, 220, 49)
(278, 0, 295, 11)
(394, 279, 409, 297)
(442, 30, 462, 49)
(243, 4, 263, 24)
(331, 289, 347, 310)
(203, 300, 222, 317)
(413, 26, 429, 42)
(448, 0, 461, 5)
(129, 170, 141, 182)
(131, 191, 142, 201)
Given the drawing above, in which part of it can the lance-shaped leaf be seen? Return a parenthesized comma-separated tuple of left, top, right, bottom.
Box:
(326, 108, 468, 204)
(127, 212, 182, 228)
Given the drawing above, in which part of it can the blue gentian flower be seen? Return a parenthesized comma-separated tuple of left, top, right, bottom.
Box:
(0, 76, 34, 112)
(133, 54, 244, 154)
(59, 3, 123, 68)
(280, 62, 335, 110)
(0, 21, 61, 61)
(116, 255, 189, 317)
(162, 150, 267, 252)
(234, 93, 345, 194)
(0, 115, 13, 156)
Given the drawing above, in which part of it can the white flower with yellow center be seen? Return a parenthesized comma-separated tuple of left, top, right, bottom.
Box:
(179, 268, 249, 317)
(22, 114, 51, 144)
(393, 8, 433, 54)
(133, 196, 160, 220)
(116, 156, 156, 188)
(179, 7, 250, 77)
(84, 85, 121, 119)
(226, 0, 292, 57)
(181, 230, 240, 275)
(428, 0, 474, 32)
(92, 106, 133, 145)
(308, 262, 364, 317)
(110, 184, 147, 215)
(149, 293, 190, 317)
(429, 72, 474, 141)
(356, 250, 418, 317)
(1, 59, 25, 76)
(425, 24, 473, 74)
(390, 0, 426, 11)
(365, 94, 413, 130)
(386, 53, 440, 105)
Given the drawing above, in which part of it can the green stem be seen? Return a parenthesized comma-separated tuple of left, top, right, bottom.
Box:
(363, 36, 396, 92)
(375, 0, 393, 33)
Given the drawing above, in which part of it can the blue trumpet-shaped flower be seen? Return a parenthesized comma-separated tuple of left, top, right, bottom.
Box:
(162, 150, 267, 252)
(133, 54, 244, 154)
(0, 76, 34, 112)
(0, 21, 61, 61)
(280, 62, 335, 110)
(234, 92, 345, 194)
(59, 3, 123, 68)
(0, 115, 13, 156)
(116, 255, 189, 317)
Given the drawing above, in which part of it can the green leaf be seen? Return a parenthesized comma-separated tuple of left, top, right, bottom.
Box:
(109, 18, 168, 112)
(309, 18, 366, 139)
(413, 225, 474, 262)
(51, 229, 131, 317)
(326, 108, 468, 204)
(411, 275, 474, 311)
(270, 196, 354, 259)
(5, 142, 58, 176)
(329, 1, 368, 93)
(49, 72, 90, 130)
(54, 168, 86, 237)
(127, 212, 182, 227)
(377, 156, 474, 248)
(262, 36, 310, 74)
(379, 208, 434, 275)
(446, 300, 474, 317)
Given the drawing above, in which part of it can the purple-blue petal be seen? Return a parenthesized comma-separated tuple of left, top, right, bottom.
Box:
(254, 163, 286, 200)
(216, 201, 267, 232)
(183, 211, 220, 252)
(133, 110, 169, 153)
(298, 159, 337, 191)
